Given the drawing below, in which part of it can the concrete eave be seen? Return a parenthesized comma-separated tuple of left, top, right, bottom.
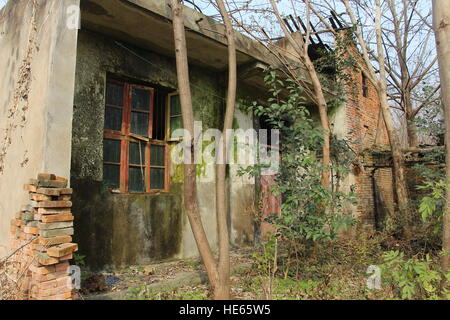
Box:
(80, 0, 282, 72)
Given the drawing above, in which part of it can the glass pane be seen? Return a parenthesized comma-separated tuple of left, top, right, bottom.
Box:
(106, 82, 124, 106)
(104, 107, 122, 131)
(170, 116, 183, 138)
(152, 90, 166, 140)
(129, 142, 146, 165)
(103, 139, 121, 163)
(103, 164, 120, 189)
(131, 112, 149, 137)
(132, 87, 151, 111)
(129, 166, 146, 192)
(151, 145, 165, 167)
(170, 94, 181, 115)
(150, 168, 165, 190)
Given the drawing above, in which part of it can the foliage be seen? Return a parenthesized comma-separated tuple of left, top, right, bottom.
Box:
(417, 179, 449, 223)
(414, 85, 444, 146)
(239, 70, 356, 245)
(252, 235, 278, 299)
(380, 250, 450, 300)
(407, 150, 447, 249)
(313, 26, 359, 109)
(73, 253, 86, 267)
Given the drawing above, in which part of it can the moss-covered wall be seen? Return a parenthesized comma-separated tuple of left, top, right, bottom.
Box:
(71, 29, 229, 270)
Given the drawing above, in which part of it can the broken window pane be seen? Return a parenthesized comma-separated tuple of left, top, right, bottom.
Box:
(103, 164, 120, 189)
(170, 94, 181, 115)
(103, 139, 121, 163)
(132, 87, 150, 111)
(106, 82, 124, 106)
(170, 116, 183, 138)
(131, 112, 149, 137)
(104, 107, 122, 131)
(129, 142, 145, 166)
(150, 168, 165, 190)
(152, 90, 166, 140)
(150, 145, 165, 167)
(129, 166, 146, 192)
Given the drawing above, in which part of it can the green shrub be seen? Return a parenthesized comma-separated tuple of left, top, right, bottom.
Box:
(380, 250, 449, 300)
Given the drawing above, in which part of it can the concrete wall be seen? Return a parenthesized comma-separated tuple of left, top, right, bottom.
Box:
(71, 29, 255, 270)
(0, 0, 79, 257)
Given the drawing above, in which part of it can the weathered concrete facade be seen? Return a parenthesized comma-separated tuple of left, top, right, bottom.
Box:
(0, 0, 79, 256)
(71, 29, 258, 269)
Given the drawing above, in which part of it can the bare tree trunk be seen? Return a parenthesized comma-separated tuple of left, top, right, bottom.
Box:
(169, 0, 221, 293)
(213, 0, 236, 300)
(406, 114, 419, 148)
(344, 0, 410, 231)
(433, 0, 450, 271)
(375, 0, 410, 233)
(269, 0, 331, 189)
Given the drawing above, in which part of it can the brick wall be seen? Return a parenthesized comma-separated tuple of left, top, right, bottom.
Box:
(343, 50, 394, 227)
(354, 166, 395, 228)
(345, 65, 390, 152)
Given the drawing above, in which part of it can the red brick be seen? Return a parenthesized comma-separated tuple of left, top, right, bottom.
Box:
(41, 214, 74, 223)
(47, 243, 78, 258)
(38, 236, 72, 246)
(34, 201, 72, 208)
(37, 173, 56, 180)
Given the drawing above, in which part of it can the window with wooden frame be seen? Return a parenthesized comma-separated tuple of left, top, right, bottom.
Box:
(103, 79, 169, 193)
(167, 93, 183, 141)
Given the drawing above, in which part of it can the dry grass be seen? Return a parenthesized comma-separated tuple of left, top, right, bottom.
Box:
(0, 237, 38, 300)
(0, 258, 27, 300)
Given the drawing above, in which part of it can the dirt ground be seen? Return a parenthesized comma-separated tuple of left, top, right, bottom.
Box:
(80, 247, 256, 300)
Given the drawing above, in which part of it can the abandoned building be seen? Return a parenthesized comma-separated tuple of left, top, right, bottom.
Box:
(0, 0, 395, 271)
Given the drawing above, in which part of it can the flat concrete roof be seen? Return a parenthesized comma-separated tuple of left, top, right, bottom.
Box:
(80, 0, 299, 72)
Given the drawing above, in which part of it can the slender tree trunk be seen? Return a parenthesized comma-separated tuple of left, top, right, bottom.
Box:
(344, 0, 410, 226)
(406, 116, 419, 148)
(433, 0, 450, 271)
(405, 90, 419, 148)
(269, 0, 331, 189)
(213, 0, 236, 300)
(375, 0, 410, 233)
(169, 0, 221, 293)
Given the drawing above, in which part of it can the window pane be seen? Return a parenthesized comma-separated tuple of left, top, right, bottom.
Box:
(106, 82, 124, 106)
(151, 145, 165, 167)
(104, 107, 122, 131)
(103, 139, 121, 163)
(129, 142, 146, 165)
(152, 90, 166, 140)
(132, 87, 151, 111)
(131, 112, 149, 137)
(150, 168, 165, 190)
(129, 166, 146, 192)
(103, 164, 120, 189)
(170, 94, 181, 115)
(170, 116, 183, 138)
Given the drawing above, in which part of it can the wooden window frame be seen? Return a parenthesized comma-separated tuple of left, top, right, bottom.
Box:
(103, 79, 170, 194)
(166, 92, 183, 142)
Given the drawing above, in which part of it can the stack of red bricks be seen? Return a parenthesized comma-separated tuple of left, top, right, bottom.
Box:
(9, 173, 78, 300)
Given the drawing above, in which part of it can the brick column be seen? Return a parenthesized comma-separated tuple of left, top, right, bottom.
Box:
(9, 173, 78, 300)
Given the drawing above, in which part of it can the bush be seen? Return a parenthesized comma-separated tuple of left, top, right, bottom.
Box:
(380, 250, 450, 300)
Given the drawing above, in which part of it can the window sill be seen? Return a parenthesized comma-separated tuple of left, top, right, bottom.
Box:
(107, 188, 170, 195)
